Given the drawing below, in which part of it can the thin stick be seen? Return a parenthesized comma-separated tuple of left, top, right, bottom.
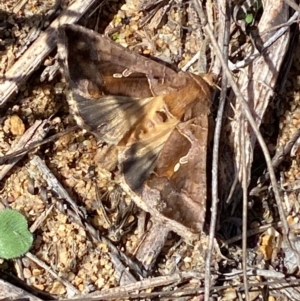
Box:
(194, 0, 290, 245)
(193, 0, 292, 299)
(241, 117, 249, 301)
(30, 155, 84, 218)
(205, 0, 230, 298)
(229, 11, 298, 70)
(0, 120, 49, 180)
(224, 221, 282, 245)
(284, 0, 300, 14)
(63, 272, 202, 301)
(26, 252, 80, 296)
(29, 204, 54, 233)
(0, 126, 78, 165)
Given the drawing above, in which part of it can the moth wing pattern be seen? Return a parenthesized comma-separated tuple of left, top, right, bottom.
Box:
(121, 100, 209, 236)
(58, 24, 183, 145)
(58, 24, 183, 98)
(58, 24, 212, 237)
(65, 91, 155, 145)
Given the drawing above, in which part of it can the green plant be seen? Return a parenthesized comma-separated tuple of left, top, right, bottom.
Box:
(244, 0, 263, 26)
(0, 209, 33, 259)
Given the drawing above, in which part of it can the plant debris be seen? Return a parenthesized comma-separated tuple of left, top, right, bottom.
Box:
(0, 0, 300, 300)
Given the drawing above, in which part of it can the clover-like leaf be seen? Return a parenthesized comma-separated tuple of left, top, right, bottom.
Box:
(0, 209, 33, 259)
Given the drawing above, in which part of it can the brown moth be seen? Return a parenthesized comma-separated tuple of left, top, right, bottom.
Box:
(58, 24, 211, 238)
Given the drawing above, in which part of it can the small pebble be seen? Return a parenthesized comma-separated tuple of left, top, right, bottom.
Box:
(10, 114, 25, 136)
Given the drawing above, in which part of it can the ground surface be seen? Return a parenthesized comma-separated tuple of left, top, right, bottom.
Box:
(1, 0, 300, 300)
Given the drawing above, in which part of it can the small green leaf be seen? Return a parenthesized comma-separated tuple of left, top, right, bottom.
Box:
(112, 32, 119, 41)
(0, 209, 33, 259)
(245, 13, 254, 25)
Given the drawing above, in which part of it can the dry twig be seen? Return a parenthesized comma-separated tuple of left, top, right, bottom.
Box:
(193, 0, 292, 299)
(26, 253, 80, 298)
(30, 155, 84, 218)
(0, 0, 98, 106)
(0, 120, 49, 180)
(63, 272, 202, 301)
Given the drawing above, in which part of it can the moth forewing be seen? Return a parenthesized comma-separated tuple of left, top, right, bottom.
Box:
(58, 24, 180, 98)
(58, 24, 212, 239)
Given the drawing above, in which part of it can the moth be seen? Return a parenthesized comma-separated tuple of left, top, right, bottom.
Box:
(58, 24, 212, 238)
